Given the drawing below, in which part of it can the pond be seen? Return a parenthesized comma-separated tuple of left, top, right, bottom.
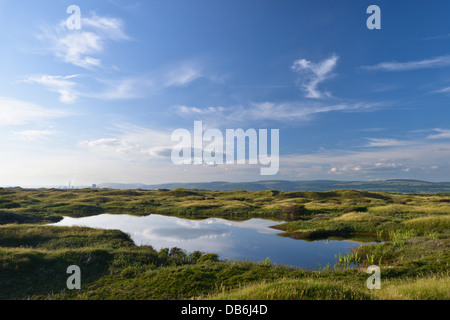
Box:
(50, 213, 372, 269)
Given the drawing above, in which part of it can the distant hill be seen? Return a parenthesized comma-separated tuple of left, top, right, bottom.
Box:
(98, 179, 450, 193)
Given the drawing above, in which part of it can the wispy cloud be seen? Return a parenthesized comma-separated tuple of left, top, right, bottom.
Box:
(41, 13, 130, 69)
(0, 97, 67, 127)
(174, 101, 380, 127)
(365, 138, 414, 147)
(162, 62, 203, 87)
(78, 138, 137, 154)
(90, 61, 204, 99)
(54, 31, 103, 68)
(176, 105, 224, 116)
(82, 14, 130, 41)
(291, 54, 338, 98)
(235, 101, 373, 122)
(24, 62, 205, 103)
(12, 129, 55, 141)
(88, 77, 153, 100)
(78, 125, 173, 160)
(24, 73, 155, 103)
(433, 87, 450, 94)
(421, 33, 450, 41)
(427, 128, 450, 139)
(24, 74, 79, 103)
(361, 55, 450, 71)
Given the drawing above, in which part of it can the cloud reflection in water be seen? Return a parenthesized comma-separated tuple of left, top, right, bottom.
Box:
(51, 213, 367, 269)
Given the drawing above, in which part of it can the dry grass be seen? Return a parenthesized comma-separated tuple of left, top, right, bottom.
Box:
(334, 212, 387, 222)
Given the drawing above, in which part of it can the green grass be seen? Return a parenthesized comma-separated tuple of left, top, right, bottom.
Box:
(202, 273, 450, 300)
(0, 224, 134, 249)
(202, 278, 371, 300)
(369, 273, 450, 300)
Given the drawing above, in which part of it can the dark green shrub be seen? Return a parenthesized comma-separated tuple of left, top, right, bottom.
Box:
(0, 201, 20, 209)
(283, 204, 308, 216)
(197, 253, 219, 262)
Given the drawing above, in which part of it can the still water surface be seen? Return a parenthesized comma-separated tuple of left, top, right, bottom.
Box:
(51, 213, 368, 269)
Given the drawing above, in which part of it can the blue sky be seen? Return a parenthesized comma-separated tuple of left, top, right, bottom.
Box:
(0, 0, 450, 187)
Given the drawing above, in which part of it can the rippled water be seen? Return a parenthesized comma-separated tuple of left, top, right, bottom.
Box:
(51, 213, 369, 269)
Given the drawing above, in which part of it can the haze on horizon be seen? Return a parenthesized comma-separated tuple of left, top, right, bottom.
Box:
(0, 0, 450, 188)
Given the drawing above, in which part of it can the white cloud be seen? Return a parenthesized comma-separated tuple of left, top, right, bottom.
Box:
(77, 61, 204, 100)
(427, 128, 450, 139)
(88, 77, 153, 100)
(55, 31, 103, 68)
(163, 63, 203, 87)
(82, 14, 130, 41)
(42, 13, 130, 69)
(24, 60, 206, 104)
(365, 138, 414, 147)
(79, 138, 123, 148)
(24, 74, 155, 103)
(0, 97, 67, 127)
(78, 125, 173, 160)
(174, 101, 380, 127)
(362, 55, 450, 71)
(175, 105, 224, 115)
(245, 101, 376, 122)
(78, 137, 141, 155)
(24, 75, 79, 103)
(12, 130, 55, 141)
(291, 54, 338, 98)
(281, 141, 450, 180)
(146, 146, 174, 158)
(434, 87, 450, 94)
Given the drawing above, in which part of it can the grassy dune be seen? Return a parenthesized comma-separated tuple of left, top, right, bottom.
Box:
(0, 187, 448, 300)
